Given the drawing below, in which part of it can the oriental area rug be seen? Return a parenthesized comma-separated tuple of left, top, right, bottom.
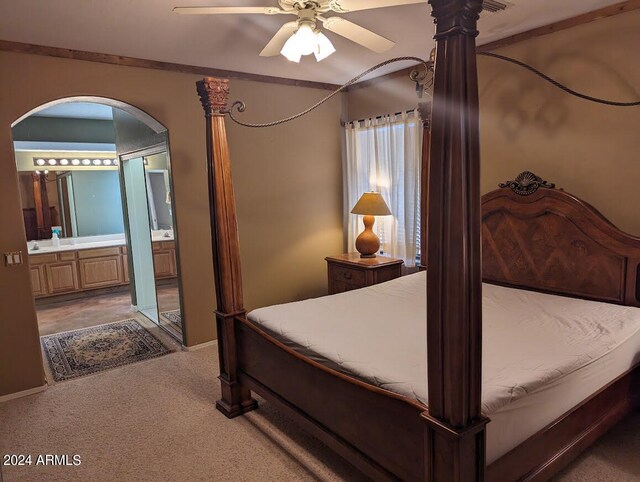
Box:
(41, 319, 174, 382)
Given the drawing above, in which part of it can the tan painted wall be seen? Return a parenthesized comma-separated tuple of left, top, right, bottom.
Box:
(478, 10, 640, 236)
(347, 74, 420, 121)
(0, 51, 342, 396)
(347, 10, 640, 236)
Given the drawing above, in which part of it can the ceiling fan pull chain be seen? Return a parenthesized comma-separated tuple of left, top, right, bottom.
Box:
(225, 56, 430, 128)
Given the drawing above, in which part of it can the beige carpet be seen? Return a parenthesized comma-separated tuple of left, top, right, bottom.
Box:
(0, 343, 638, 481)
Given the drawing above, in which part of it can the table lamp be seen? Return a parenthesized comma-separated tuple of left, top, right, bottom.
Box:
(351, 192, 392, 258)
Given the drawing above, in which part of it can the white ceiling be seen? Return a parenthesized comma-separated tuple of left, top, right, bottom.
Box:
(0, 0, 624, 84)
(33, 103, 114, 120)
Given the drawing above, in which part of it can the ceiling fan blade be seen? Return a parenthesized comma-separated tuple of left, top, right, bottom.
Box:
(260, 22, 298, 57)
(325, 0, 425, 13)
(321, 17, 394, 53)
(173, 6, 286, 15)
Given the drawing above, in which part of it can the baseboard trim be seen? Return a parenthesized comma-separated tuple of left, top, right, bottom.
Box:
(183, 339, 217, 351)
(0, 384, 47, 403)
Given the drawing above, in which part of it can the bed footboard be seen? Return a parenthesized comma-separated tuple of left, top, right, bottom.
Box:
(236, 317, 426, 481)
(488, 363, 640, 482)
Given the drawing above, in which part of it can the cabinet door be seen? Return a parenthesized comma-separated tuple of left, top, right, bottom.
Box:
(46, 261, 79, 294)
(30, 265, 48, 297)
(78, 255, 124, 289)
(153, 250, 175, 278)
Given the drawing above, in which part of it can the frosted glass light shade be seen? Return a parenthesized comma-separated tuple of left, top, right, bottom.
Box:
(314, 32, 335, 61)
(281, 34, 302, 63)
(296, 24, 316, 55)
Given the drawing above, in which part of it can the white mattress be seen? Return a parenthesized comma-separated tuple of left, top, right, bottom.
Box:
(248, 271, 640, 462)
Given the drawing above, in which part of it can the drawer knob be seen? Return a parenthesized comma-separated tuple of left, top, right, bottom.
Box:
(343, 272, 352, 280)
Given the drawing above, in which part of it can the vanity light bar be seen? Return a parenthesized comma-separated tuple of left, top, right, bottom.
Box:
(32, 158, 148, 167)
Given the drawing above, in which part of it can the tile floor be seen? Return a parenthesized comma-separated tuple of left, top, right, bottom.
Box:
(35, 283, 181, 336)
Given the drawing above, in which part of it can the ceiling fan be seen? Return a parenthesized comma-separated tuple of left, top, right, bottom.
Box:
(173, 0, 426, 63)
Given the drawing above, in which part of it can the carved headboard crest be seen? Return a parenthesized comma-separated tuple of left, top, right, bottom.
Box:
(499, 171, 555, 196)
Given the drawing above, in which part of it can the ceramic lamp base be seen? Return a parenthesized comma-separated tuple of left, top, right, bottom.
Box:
(355, 215, 380, 258)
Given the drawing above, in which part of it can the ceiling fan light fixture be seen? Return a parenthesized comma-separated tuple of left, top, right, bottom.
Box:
(314, 32, 335, 61)
(280, 23, 335, 63)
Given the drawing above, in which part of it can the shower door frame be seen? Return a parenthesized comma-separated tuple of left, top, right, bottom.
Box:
(118, 142, 186, 342)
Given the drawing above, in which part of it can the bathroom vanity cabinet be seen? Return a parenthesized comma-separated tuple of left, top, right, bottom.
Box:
(29, 240, 177, 299)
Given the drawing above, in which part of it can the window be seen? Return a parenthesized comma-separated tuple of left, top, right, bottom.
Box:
(344, 111, 422, 267)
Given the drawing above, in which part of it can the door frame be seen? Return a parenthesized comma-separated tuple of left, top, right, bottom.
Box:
(118, 142, 186, 342)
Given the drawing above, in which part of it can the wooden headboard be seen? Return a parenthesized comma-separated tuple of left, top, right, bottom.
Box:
(481, 171, 640, 307)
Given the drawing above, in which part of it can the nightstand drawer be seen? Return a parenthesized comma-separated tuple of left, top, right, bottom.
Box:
(329, 264, 366, 286)
(326, 253, 403, 295)
(329, 279, 360, 294)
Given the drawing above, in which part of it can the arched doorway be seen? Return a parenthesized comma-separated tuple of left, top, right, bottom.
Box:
(12, 96, 185, 380)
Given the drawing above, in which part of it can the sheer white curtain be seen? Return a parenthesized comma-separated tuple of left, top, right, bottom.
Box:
(344, 110, 422, 267)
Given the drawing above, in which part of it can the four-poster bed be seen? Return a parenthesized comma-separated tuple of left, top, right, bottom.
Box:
(196, 1, 640, 480)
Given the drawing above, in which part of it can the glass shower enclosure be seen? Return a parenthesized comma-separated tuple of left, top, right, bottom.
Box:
(120, 153, 159, 324)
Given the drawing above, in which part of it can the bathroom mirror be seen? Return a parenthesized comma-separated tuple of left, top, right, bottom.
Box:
(17, 162, 174, 242)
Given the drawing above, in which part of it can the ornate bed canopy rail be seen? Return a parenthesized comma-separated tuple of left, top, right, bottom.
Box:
(481, 171, 640, 307)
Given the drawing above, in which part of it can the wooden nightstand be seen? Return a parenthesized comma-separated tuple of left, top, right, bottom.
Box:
(325, 253, 404, 294)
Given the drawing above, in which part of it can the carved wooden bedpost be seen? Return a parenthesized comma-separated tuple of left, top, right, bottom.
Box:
(417, 101, 430, 271)
(197, 77, 258, 418)
(423, 1, 488, 480)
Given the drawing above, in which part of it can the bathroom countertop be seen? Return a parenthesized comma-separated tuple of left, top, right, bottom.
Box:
(28, 232, 174, 255)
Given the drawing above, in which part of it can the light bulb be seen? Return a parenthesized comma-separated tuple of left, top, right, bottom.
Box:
(71, 159, 80, 165)
(314, 32, 335, 62)
(36, 158, 46, 166)
(296, 24, 316, 56)
(281, 34, 302, 63)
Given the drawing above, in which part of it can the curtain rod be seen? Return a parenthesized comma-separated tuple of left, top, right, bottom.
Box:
(341, 109, 417, 127)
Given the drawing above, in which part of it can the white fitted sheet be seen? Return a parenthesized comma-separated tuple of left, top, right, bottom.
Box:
(247, 271, 640, 462)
